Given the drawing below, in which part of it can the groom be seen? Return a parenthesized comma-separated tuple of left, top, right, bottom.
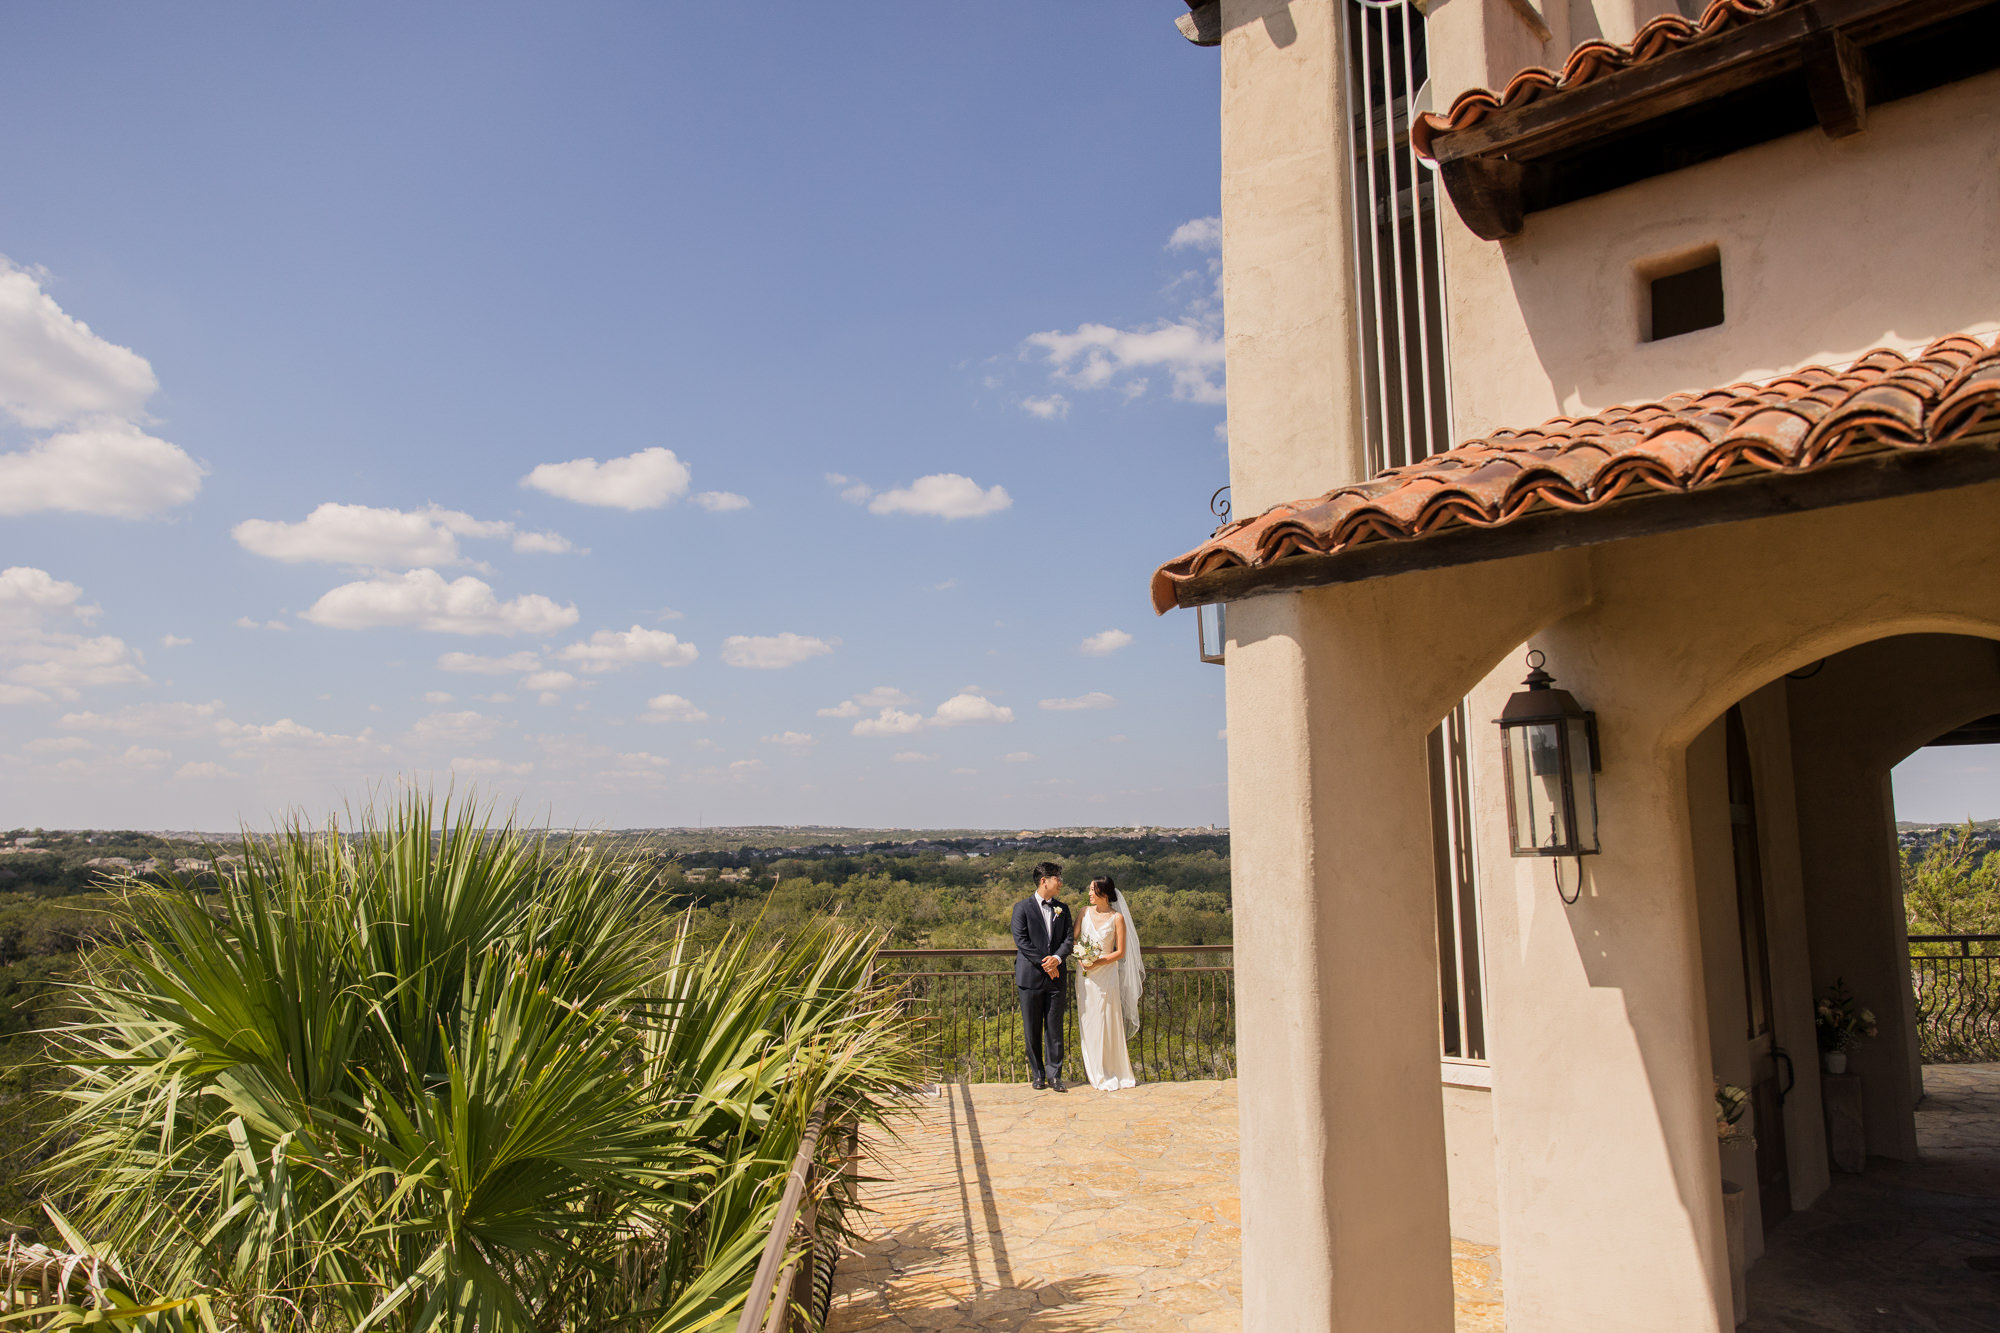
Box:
(1011, 860, 1073, 1091)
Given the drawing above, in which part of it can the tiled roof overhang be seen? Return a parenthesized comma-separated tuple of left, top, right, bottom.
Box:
(1150, 335, 2000, 614)
(1412, 0, 1999, 240)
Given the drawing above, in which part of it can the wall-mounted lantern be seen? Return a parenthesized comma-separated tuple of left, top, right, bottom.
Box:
(1497, 650, 1600, 864)
(1197, 603, 1227, 666)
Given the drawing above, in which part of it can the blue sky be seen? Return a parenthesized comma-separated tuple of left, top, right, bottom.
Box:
(0, 4, 1234, 831)
(2, 5, 1986, 833)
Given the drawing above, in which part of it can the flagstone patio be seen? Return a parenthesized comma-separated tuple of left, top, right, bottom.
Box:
(825, 1080, 1504, 1331)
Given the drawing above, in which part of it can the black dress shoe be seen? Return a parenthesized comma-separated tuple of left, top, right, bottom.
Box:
(1031, 1077, 1047, 1090)
(1050, 1075, 1067, 1093)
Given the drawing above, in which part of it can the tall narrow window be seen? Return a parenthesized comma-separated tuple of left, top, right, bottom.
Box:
(1345, 0, 1455, 473)
(1429, 701, 1486, 1060)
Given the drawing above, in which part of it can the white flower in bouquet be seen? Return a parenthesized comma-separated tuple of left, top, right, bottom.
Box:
(1072, 938, 1103, 971)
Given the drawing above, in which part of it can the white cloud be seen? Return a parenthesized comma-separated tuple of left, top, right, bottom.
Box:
(1080, 628, 1134, 656)
(234, 616, 289, 631)
(0, 423, 205, 518)
(557, 626, 698, 673)
(1024, 321, 1223, 405)
(0, 566, 146, 700)
(1039, 692, 1117, 711)
(640, 693, 710, 724)
(519, 670, 578, 692)
(1020, 218, 1225, 407)
(615, 751, 671, 770)
(59, 700, 231, 738)
(449, 756, 535, 777)
(521, 447, 691, 510)
(1020, 394, 1069, 420)
(174, 760, 239, 780)
(729, 759, 764, 775)
(761, 731, 815, 747)
(422, 690, 455, 704)
(24, 736, 91, 753)
(692, 490, 750, 512)
(1003, 752, 1036, 763)
(0, 566, 91, 626)
(0, 259, 204, 518)
(303, 569, 578, 636)
(951, 767, 978, 775)
(866, 473, 1011, 520)
(8, 635, 148, 698)
(1168, 216, 1222, 250)
(438, 650, 542, 675)
(722, 632, 834, 669)
(826, 473, 875, 505)
(852, 708, 925, 737)
(0, 258, 158, 427)
(161, 634, 192, 648)
(407, 711, 502, 745)
(931, 693, 1015, 727)
(220, 719, 383, 756)
(822, 686, 913, 718)
(851, 689, 1013, 736)
(892, 751, 935, 763)
(232, 503, 569, 571)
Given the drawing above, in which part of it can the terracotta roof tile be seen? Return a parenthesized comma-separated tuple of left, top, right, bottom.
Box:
(1410, 0, 1798, 160)
(1151, 334, 2000, 612)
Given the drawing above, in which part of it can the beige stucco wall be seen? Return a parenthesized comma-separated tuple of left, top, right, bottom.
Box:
(1442, 1079, 1501, 1245)
(1433, 67, 2000, 438)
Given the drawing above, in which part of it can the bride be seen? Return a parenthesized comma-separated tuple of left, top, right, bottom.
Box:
(1079, 875, 1144, 1091)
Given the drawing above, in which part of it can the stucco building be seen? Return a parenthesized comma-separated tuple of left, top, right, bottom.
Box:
(1154, 0, 2000, 1327)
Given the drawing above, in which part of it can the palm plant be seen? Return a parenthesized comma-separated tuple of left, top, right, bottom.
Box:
(35, 794, 916, 1333)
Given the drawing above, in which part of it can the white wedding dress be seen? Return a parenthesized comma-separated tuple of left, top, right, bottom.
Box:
(1079, 910, 1138, 1091)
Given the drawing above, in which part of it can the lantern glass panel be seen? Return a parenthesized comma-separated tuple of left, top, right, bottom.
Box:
(1506, 720, 1571, 855)
(1566, 714, 1599, 853)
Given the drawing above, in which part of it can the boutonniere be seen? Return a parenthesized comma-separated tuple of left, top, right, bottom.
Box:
(1052, 903, 1065, 914)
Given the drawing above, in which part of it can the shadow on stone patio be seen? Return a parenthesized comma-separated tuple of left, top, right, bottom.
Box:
(1743, 1063, 2000, 1332)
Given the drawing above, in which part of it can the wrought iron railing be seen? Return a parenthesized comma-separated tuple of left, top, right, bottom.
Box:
(873, 946, 1236, 1084)
(1909, 933, 2000, 1062)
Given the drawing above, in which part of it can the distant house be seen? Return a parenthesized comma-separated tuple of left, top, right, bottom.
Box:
(1159, 0, 2000, 1327)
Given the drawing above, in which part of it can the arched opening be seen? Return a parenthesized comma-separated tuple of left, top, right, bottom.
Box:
(1678, 632, 2000, 1325)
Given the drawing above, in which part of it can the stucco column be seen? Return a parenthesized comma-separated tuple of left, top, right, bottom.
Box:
(1226, 588, 1455, 1331)
(1472, 646, 1730, 1333)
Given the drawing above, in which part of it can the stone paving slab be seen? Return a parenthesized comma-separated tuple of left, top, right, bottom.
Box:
(827, 1079, 1503, 1331)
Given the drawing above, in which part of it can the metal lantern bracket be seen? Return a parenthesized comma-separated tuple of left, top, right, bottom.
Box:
(1495, 650, 1602, 903)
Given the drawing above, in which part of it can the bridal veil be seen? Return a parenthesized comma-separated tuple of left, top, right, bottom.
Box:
(1112, 894, 1145, 1035)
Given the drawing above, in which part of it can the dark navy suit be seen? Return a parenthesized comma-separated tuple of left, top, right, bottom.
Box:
(1011, 894, 1073, 1082)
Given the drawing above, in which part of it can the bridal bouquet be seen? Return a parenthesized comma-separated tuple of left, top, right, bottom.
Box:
(1071, 938, 1103, 972)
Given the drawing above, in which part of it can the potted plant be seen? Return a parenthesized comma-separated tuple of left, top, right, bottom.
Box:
(1715, 1079, 1755, 1150)
(1715, 1080, 1753, 1324)
(1814, 977, 1878, 1074)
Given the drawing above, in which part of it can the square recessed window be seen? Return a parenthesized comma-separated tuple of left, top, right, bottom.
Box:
(1648, 257, 1724, 341)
